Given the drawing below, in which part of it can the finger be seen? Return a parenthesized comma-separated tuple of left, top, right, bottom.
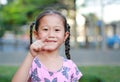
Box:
(34, 40, 46, 51)
(35, 40, 45, 48)
(33, 46, 39, 52)
(37, 37, 48, 46)
(38, 36, 49, 43)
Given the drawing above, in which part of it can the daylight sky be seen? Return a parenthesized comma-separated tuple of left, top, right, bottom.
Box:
(76, 0, 120, 23)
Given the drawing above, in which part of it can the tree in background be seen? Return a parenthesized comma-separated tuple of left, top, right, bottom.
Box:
(0, 0, 73, 37)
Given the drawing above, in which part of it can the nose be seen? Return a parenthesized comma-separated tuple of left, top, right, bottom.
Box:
(48, 30, 55, 38)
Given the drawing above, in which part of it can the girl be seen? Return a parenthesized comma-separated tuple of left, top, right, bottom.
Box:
(12, 9, 82, 82)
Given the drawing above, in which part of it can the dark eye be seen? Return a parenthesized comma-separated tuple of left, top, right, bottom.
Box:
(43, 28, 48, 31)
(55, 29, 60, 31)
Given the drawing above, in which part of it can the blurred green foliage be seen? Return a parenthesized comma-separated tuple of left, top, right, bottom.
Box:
(0, 0, 67, 37)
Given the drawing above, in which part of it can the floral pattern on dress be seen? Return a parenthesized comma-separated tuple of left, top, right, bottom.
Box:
(31, 68, 41, 82)
(34, 58, 41, 68)
(30, 57, 82, 82)
(75, 67, 80, 75)
(48, 71, 54, 76)
(62, 67, 70, 79)
(44, 77, 57, 82)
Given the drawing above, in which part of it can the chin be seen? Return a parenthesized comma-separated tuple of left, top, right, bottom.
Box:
(43, 46, 58, 52)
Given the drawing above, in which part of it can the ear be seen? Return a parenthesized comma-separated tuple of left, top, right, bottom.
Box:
(64, 32, 69, 41)
(33, 30, 39, 39)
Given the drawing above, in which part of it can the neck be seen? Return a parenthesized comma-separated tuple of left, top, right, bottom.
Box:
(38, 50, 60, 59)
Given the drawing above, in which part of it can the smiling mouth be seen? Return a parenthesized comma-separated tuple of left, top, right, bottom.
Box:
(45, 40, 56, 43)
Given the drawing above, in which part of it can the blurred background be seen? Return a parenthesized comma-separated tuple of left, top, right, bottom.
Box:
(0, 0, 120, 82)
(0, 0, 120, 50)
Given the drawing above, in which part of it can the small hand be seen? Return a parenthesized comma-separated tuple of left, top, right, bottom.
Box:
(30, 39, 46, 57)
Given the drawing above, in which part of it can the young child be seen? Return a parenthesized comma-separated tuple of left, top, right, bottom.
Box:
(12, 9, 82, 82)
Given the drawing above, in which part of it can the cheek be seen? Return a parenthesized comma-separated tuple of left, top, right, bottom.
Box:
(38, 32, 48, 39)
(58, 34, 66, 41)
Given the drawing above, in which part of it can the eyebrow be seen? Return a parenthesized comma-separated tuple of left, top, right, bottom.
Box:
(40, 25, 64, 28)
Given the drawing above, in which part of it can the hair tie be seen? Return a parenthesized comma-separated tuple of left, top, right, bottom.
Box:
(32, 22, 35, 25)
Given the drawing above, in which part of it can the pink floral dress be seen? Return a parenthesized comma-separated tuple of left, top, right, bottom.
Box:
(29, 57, 82, 82)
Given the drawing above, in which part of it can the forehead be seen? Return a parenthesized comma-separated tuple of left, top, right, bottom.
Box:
(39, 14, 64, 23)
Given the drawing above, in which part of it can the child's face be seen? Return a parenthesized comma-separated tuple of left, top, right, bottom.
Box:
(34, 14, 69, 51)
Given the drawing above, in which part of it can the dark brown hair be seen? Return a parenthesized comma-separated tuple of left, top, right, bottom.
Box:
(30, 9, 71, 59)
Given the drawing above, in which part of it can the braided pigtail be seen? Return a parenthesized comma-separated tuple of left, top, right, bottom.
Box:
(65, 24, 71, 59)
(30, 22, 35, 45)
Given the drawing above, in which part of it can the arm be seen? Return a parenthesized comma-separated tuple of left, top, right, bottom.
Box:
(12, 52, 34, 82)
(12, 40, 45, 82)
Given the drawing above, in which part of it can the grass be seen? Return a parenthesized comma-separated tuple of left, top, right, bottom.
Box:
(78, 66, 120, 82)
(0, 65, 120, 82)
(0, 66, 18, 82)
